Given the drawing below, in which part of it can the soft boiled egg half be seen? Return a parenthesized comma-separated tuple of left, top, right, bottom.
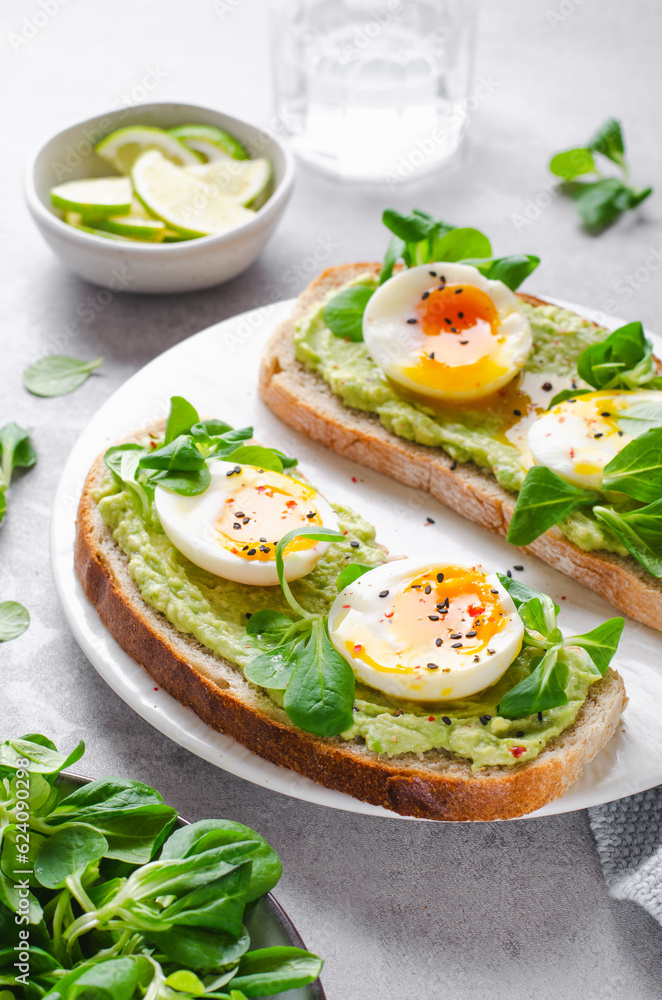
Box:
(328, 559, 524, 702)
(155, 461, 338, 586)
(362, 262, 532, 402)
(527, 389, 662, 490)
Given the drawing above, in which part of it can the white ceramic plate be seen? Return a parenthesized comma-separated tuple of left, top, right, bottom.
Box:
(51, 298, 662, 822)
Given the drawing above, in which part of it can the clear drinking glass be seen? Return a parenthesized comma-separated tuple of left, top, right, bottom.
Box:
(268, 0, 477, 182)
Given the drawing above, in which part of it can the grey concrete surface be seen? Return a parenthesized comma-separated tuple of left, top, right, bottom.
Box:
(2, 1, 662, 997)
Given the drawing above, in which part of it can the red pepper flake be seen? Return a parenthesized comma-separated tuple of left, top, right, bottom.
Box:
(351, 476, 357, 483)
(353, 643, 362, 653)
(428, 716, 435, 722)
(342, 604, 351, 608)
(285, 500, 297, 508)
(467, 605, 485, 617)
(561, 595, 566, 600)
(150, 440, 158, 449)
(510, 746, 526, 758)
(384, 611, 394, 618)
(154, 687, 159, 691)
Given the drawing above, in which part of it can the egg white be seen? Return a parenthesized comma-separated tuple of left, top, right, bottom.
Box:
(527, 390, 662, 490)
(328, 558, 524, 702)
(154, 460, 338, 586)
(362, 262, 532, 402)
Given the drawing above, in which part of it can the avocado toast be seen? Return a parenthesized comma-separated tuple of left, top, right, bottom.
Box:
(74, 401, 626, 822)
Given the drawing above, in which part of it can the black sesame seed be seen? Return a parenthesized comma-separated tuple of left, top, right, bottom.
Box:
(233, 522, 241, 530)
(350, 540, 360, 548)
(226, 469, 235, 477)
(490, 589, 499, 594)
(259, 537, 267, 542)
(513, 565, 524, 571)
(234, 465, 241, 473)
(538, 711, 543, 721)
(437, 572, 444, 583)
(306, 512, 316, 519)
(513, 409, 522, 417)
(440, 275, 446, 284)
(458, 311, 464, 318)
(601, 411, 611, 417)
(428, 615, 440, 621)
(451, 641, 463, 648)
(480, 715, 491, 725)
(568, 398, 577, 403)
(262, 546, 271, 553)
(429, 352, 435, 360)
(243, 517, 250, 524)
(445, 317, 452, 324)
(429, 270, 437, 277)
(450, 632, 462, 639)
(426, 663, 439, 670)
(406, 317, 418, 324)
(394, 708, 403, 717)
(424, 584, 432, 595)
(466, 630, 477, 638)
(451, 327, 458, 333)
(247, 548, 257, 556)
(411, 584, 422, 589)
(422, 290, 430, 300)
(516, 731, 525, 738)
(234, 511, 245, 517)
(435, 637, 443, 647)
(379, 590, 389, 598)
(245, 612, 252, 619)
(542, 382, 553, 391)
(487, 648, 496, 655)
(426, 517, 435, 524)
(594, 432, 603, 439)
(242, 545, 249, 551)
(455, 288, 463, 294)
(442, 716, 452, 725)
(459, 339, 468, 344)
(506, 569, 512, 578)
(450, 460, 457, 471)
(473, 655, 480, 662)
(617, 430, 624, 436)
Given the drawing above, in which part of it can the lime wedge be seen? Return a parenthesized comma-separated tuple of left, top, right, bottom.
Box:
(169, 124, 248, 162)
(96, 126, 201, 175)
(131, 150, 255, 238)
(64, 212, 135, 241)
(163, 228, 196, 242)
(95, 213, 166, 241)
(185, 158, 272, 207)
(51, 177, 132, 218)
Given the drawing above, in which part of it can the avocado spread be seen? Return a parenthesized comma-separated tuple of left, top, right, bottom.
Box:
(293, 274, 628, 557)
(96, 471, 598, 770)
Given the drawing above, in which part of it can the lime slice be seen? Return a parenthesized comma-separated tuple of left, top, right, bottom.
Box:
(64, 212, 135, 241)
(163, 228, 195, 242)
(96, 126, 201, 175)
(185, 158, 272, 207)
(51, 177, 132, 218)
(131, 150, 255, 238)
(95, 213, 166, 241)
(169, 124, 248, 162)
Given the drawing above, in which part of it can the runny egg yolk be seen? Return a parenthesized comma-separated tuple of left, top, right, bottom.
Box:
(403, 284, 509, 395)
(346, 566, 510, 675)
(215, 479, 322, 562)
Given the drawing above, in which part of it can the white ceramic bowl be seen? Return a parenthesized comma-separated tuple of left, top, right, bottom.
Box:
(25, 102, 295, 294)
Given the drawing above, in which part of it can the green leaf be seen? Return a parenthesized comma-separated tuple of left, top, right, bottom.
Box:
(549, 147, 597, 180)
(244, 641, 302, 691)
(323, 284, 374, 342)
(151, 466, 211, 496)
(162, 860, 251, 936)
(336, 563, 373, 591)
(165, 396, 200, 445)
(146, 924, 250, 971)
(602, 428, 662, 501)
(245, 609, 295, 644)
(0, 602, 29, 642)
(431, 227, 492, 262)
(140, 435, 207, 473)
(379, 234, 406, 285)
(506, 466, 600, 546)
(594, 502, 662, 577)
(470, 254, 540, 290)
(283, 619, 355, 737)
(576, 321, 655, 390)
(587, 117, 625, 168)
(68, 957, 140, 1000)
(160, 818, 282, 901)
(498, 646, 568, 718)
(496, 574, 560, 619)
(0, 422, 36, 489)
(572, 177, 635, 230)
(275, 526, 346, 618)
(23, 355, 103, 397)
(223, 446, 283, 473)
(0, 736, 84, 776)
(165, 970, 207, 993)
(0, 826, 46, 887)
(382, 207, 441, 244)
(564, 617, 624, 676)
(548, 387, 592, 408)
(614, 399, 662, 437)
(104, 444, 153, 518)
(231, 947, 323, 997)
(34, 825, 108, 889)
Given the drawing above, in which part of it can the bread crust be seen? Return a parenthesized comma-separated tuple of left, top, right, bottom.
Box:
(74, 423, 626, 822)
(258, 262, 662, 631)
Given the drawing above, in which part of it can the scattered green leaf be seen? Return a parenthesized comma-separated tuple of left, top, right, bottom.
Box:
(23, 355, 103, 397)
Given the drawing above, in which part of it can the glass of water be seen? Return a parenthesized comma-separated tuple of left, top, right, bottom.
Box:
(268, 0, 477, 182)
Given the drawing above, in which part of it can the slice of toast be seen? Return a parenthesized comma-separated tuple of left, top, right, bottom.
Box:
(258, 262, 662, 631)
(74, 424, 626, 822)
